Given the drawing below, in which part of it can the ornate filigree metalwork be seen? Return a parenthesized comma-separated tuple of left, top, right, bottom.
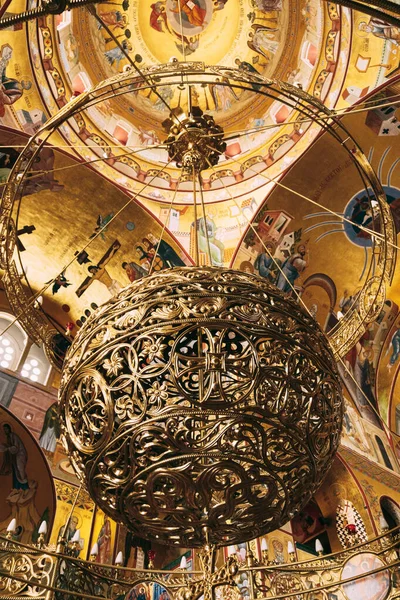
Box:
(0, 528, 399, 600)
(163, 106, 226, 172)
(0, 64, 395, 369)
(0, 547, 55, 598)
(59, 267, 343, 547)
(250, 530, 400, 599)
(177, 545, 238, 600)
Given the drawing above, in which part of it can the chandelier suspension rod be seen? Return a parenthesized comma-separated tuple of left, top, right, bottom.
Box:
(198, 172, 212, 266)
(149, 174, 187, 275)
(176, 0, 193, 117)
(192, 165, 200, 266)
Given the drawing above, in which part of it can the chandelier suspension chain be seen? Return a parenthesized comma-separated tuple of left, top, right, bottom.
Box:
(192, 164, 200, 265)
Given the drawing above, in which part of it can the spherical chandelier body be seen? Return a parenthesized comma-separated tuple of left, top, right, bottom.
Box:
(59, 267, 343, 547)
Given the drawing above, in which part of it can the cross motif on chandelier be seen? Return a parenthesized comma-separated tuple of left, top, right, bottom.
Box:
(178, 545, 238, 600)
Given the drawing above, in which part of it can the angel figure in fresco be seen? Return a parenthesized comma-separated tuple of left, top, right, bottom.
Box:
(0, 45, 32, 117)
(104, 39, 132, 69)
(209, 78, 239, 111)
(175, 35, 200, 55)
(48, 271, 72, 295)
(247, 25, 279, 62)
(90, 213, 114, 240)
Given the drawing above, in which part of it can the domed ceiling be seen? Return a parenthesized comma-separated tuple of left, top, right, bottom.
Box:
(23, 0, 348, 201)
(1, 0, 400, 337)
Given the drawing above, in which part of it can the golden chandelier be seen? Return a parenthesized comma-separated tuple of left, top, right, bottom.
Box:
(0, 44, 398, 597)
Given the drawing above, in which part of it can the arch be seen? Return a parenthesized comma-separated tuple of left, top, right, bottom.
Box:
(380, 496, 400, 529)
(302, 273, 337, 310)
(0, 310, 52, 385)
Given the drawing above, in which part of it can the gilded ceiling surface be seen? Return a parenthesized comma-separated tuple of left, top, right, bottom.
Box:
(1, 1, 400, 410)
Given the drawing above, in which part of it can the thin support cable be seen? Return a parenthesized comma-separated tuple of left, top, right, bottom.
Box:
(0, 142, 170, 191)
(149, 174, 184, 274)
(0, 158, 174, 338)
(92, 10, 176, 115)
(224, 151, 400, 253)
(204, 158, 400, 440)
(204, 157, 312, 315)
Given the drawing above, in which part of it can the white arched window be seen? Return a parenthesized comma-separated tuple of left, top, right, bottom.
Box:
(21, 344, 52, 385)
(0, 312, 52, 386)
(0, 314, 27, 371)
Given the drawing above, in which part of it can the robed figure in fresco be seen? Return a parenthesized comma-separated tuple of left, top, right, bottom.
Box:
(96, 515, 112, 563)
(0, 45, 31, 117)
(0, 422, 43, 543)
(39, 402, 61, 455)
(171, 0, 207, 28)
(0, 424, 28, 490)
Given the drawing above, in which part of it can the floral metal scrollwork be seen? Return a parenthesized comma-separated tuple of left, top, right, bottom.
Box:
(59, 267, 343, 547)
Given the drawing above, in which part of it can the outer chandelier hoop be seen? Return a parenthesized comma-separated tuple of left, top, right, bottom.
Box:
(0, 63, 396, 366)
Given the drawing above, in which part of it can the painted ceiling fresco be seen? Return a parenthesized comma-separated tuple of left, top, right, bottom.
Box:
(1, 0, 400, 577)
(1, 0, 400, 477)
